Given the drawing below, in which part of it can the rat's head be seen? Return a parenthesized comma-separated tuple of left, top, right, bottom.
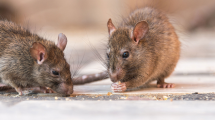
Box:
(30, 33, 73, 95)
(106, 19, 149, 83)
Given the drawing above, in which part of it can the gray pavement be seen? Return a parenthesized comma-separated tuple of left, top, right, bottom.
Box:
(1, 101, 215, 120)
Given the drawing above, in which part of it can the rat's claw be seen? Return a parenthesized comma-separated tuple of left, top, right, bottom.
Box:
(14, 87, 24, 96)
(40, 87, 55, 93)
(111, 82, 127, 92)
(13, 94, 20, 97)
(13, 91, 23, 97)
(46, 87, 54, 93)
(46, 88, 54, 93)
(157, 83, 175, 88)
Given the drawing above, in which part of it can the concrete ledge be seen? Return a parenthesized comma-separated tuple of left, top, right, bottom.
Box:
(73, 76, 215, 95)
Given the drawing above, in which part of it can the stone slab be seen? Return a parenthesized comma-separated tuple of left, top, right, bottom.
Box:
(0, 101, 215, 120)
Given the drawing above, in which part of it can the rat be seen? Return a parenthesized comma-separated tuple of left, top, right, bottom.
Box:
(106, 7, 180, 92)
(0, 20, 73, 95)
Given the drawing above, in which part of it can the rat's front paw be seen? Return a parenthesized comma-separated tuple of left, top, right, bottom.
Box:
(40, 87, 55, 93)
(111, 82, 127, 92)
(27, 87, 55, 93)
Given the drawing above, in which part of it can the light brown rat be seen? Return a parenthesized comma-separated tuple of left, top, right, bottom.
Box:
(0, 20, 73, 95)
(106, 7, 180, 92)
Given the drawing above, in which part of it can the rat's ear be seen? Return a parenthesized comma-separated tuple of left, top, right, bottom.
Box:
(132, 21, 149, 44)
(30, 42, 48, 65)
(107, 18, 116, 36)
(57, 33, 67, 51)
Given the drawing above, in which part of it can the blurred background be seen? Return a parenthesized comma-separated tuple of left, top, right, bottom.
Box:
(0, 0, 215, 73)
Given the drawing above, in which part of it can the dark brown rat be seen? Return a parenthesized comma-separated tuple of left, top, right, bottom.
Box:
(106, 7, 180, 92)
(0, 20, 73, 95)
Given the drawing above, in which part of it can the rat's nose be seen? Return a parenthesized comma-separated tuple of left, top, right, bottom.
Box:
(67, 85, 73, 95)
(109, 66, 123, 82)
(58, 83, 73, 95)
(110, 73, 118, 82)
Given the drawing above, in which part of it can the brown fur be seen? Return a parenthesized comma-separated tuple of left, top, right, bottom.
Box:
(0, 20, 73, 95)
(107, 7, 180, 90)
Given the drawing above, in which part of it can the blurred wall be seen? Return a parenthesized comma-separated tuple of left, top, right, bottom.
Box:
(1, 0, 215, 32)
(0, 0, 215, 59)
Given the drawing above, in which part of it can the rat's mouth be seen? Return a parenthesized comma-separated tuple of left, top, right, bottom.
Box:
(109, 71, 125, 82)
(55, 83, 73, 95)
(110, 76, 124, 83)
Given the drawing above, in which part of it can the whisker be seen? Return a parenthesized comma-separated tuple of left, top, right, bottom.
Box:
(87, 41, 108, 68)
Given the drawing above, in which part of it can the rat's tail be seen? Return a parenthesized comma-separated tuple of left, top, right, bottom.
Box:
(72, 71, 109, 85)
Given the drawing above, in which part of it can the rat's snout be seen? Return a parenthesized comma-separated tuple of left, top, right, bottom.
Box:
(67, 84, 73, 95)
(110, 72, 118, 82)
(58, 83, 73, 95)
(109, 67, 123, 82)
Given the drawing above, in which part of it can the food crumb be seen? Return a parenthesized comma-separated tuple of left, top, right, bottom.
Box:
(163, 96, 168, 100)
(152, 96, 157, 100)
(107, 92, 113, 96)
(118, 81, 121, 84)
(120, 97, 128, 99)
(65, 98, 70, 101)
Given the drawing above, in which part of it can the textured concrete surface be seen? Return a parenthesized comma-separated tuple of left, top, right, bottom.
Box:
(1, 58, 215, 120)
(1, 101, 215, 120)
(73, 76, 215, 95)
(73, 58, 215, 95)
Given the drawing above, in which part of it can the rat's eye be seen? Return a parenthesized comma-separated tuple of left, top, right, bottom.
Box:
(122, 51, 129, 58)
(52, 70, 59, 76)
(106, 53, 110, 59)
